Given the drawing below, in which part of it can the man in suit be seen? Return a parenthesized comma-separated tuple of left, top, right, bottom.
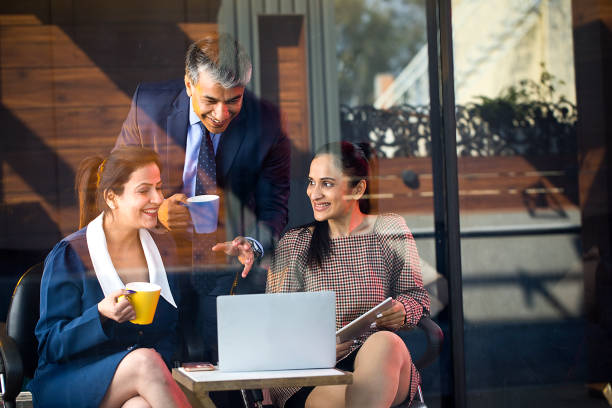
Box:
(115, 34, 291, 365)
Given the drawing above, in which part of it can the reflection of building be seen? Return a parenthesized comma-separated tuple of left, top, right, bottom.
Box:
(375, 0, 576, 108)
(1, 0, 610, 404)
(217, 0, 340, 151)
(0, 0, 341, 252)
(215, 0, 340, 227)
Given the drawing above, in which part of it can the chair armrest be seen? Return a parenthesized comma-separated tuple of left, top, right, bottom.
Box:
(413, 316, 443, 371)
(0, 323, 24, 405)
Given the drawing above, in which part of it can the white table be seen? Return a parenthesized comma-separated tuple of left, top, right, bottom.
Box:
(172, 367, 353, 408)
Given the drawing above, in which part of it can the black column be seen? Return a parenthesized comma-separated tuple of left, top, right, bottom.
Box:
(426, 0, 466, 407)
(572, 0, 612, 385)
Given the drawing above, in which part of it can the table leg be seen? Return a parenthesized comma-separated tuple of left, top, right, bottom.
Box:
(176, 382, 216, 408)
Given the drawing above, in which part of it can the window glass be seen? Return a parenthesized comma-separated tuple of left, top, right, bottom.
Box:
(451, 1, 594, 405)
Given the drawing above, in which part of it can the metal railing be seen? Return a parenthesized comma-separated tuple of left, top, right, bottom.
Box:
(340, 101, 577, 158)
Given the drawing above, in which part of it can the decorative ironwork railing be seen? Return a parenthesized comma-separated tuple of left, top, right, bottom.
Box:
(340, 101, 577, 158)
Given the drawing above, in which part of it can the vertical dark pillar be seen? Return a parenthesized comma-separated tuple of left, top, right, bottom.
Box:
(258, 14, 312, 228)
(426, 0, 466, 406)
(573, 0, 612, 384)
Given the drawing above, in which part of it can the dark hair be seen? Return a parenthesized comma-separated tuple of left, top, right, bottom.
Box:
(75, 147, 162, 228)
(308, 141, 373, 267)
(185, 33, 252, 88)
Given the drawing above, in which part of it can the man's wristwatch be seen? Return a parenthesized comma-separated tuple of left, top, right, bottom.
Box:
(244, 237, 264, 261)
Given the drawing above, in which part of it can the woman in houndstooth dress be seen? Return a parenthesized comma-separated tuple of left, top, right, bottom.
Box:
(267, 141, 430, 408)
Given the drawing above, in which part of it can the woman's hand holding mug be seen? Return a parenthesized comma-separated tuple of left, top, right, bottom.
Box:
(98, 289, 136, 323)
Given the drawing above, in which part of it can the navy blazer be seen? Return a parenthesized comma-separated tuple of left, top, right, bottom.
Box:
(116, 79, 291, 255)
(29, 228, 181, 408)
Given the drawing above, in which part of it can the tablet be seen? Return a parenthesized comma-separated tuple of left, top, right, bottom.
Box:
(335, 297, 393, 343)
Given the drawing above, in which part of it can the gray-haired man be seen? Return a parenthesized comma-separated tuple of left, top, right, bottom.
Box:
(116, 33, 291, 368)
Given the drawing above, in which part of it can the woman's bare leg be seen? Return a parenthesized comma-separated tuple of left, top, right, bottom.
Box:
(121, 396, 151, 408)
(348, 331, 413, 407)
(305, 384, 347, 408)
(306, 331, 414, 408)
(100, 348, 190, 408)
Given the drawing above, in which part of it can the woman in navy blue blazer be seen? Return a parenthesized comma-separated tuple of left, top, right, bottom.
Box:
(28, 147, 190, 408)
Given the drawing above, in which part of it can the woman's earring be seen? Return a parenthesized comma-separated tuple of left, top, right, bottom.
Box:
(108, 203, 115, 210)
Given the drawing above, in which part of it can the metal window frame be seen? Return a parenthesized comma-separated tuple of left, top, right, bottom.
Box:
(426, 1, 466, 407)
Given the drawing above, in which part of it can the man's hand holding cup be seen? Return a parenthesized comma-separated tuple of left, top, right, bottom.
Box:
(158, 193, 191, 230)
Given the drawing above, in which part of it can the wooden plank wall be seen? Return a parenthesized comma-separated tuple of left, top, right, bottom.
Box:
(0, 1, 219, 250)
(0, 1, 333, 250)
(373, 155, 579, 216)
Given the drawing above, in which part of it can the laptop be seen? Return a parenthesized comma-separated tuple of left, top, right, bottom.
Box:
(217, 291, 336, 371)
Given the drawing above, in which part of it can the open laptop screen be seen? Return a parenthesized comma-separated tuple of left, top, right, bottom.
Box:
(217, 291, 336, 372)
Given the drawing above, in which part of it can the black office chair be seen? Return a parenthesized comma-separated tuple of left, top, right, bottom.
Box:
(0, 263, 42, 408)
(404, 315, 444, 408)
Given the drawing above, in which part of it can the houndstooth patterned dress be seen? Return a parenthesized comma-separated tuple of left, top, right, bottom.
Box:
(266, 213, 431, 407)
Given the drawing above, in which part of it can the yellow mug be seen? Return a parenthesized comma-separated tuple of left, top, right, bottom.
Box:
(122, 282, 161, 325)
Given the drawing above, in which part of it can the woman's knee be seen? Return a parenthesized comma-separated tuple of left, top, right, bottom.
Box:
(351, 332, 414, 405)
(124, 348, 169, 382)
(359, 331, 411, 366)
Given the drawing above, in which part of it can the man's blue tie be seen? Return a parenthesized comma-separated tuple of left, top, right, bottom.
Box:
(195, 122, 217, 195)
(192, 122, 218, 277)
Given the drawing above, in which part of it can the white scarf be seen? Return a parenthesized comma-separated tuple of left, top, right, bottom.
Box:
(85, 213, 177, 308)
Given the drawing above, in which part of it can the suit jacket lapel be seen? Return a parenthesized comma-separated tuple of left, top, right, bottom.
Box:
(165, 89, 189, 194)
(217, 103, 248, 181)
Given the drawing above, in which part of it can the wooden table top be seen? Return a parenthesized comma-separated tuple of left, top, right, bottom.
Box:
(172, 367, 353, 392)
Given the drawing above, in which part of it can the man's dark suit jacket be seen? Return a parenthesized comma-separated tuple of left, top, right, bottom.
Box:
(115, 79, 291, 359)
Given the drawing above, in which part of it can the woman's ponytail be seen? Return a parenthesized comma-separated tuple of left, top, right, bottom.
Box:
(75, 155, 104, 228)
